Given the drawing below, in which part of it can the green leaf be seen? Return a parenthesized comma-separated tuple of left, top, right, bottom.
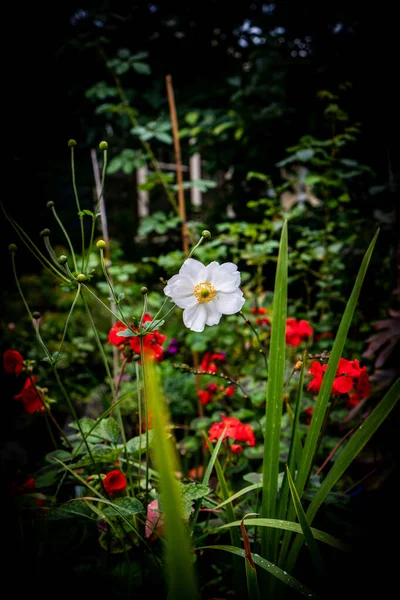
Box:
(180, 482, 210, 520)
(132, 61, 151, 75)
(102, 496, 144, 518)
(260, 220, 288, 563)
(97, 417, 121, 444)
(47, 499, 95, 521)
(124, 431, 154, 455)
(197, 546, 317, 598)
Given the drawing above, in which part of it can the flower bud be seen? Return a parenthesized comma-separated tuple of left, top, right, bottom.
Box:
(46, 201, 54, 209)
(140, 286, 148, 295)
(76, 274, 87, 282)
(294, 360, 303, 371)
(32, 311, 41, 319)
(202, 230, 211, 239)
(99, 141, 108, 150)
(8, 244, 17, 252)
(58, 255, 68, 265)
(96, 240, 106, 249)
(68, 139, 77, 147)
(40, 229, 51, 238)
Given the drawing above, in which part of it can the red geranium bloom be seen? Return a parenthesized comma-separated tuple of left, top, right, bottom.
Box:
(198, 382, 219, 405)
(224, 385, 235, 397)
(347, 368, 371, 407)
(307, 358, 371, 405)
(14, 377, 44, 414)
(200, 352, 225, 373)
(251, 307, 270, 326)
(286, 318, 313, 346)
(103, 469, 127, 495)
(230, 444, 243, 454)
(129, 314, 166, 363)
(108, 322, 130, 348)
(3, 350, 24, 375)
(208, 415, 255, 453)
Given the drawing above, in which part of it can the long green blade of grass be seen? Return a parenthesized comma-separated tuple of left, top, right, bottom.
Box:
(285, 375, 400, 573)
(144, 359, 199, 600)
(279, 228, 379, 568)
(260, 220, 288, 564)
(286, 465, 327, 578)
(197, 545, 318, 598)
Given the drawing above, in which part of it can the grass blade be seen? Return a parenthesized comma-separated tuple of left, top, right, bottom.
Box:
(260, 220, 288, 563)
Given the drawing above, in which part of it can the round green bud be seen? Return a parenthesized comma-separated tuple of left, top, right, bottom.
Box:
(202, 230, 211, 239)
(76, 274, 87, 282)
(96, 240, 107, 249)
(46, 201, 54, 209)
(40, 229, 51, 238)
(68, 139, 77, 147)
(58, 255, 68, 265)
(8, 243, 17, 252)
(140, 286, 148, 295)
(99, 141, 108, 150)
(32, 311, 41, 319)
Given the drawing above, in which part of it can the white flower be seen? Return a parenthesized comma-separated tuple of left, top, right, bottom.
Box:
(164, 258, 245, 332)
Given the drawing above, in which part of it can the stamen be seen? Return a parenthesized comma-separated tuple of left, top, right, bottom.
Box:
(193, 281, 217, 304)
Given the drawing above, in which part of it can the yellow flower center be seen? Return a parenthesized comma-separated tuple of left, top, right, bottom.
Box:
(193, 281, 217, 304)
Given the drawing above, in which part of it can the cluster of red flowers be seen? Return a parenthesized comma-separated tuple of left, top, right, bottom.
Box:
(198, 382, 235, 405)
(250, 311, 312, 346)
(103, 469, 127, 495)
(208, 415, 256, 454)
(307, 358, 371, 407)
(285, 318, 313, 346)
(3, 350, 45, 414)
(108, 314, 166, 362)
(250, 307, 270, 326)
(199, 352, 226, 373)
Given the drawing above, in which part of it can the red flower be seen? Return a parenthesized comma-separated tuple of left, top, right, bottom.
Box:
(198, 382, 219, 405)
(108, 315, 166, 362)
(103, 469, 127, 495)
(208, 415, 256, 453)
(129, 314, 166, 363)
(230, 444, 243, 454)
(251, 307, 270, 326)
(347, 368, 371, 407)
(286, 318, 313, 346)
(108, 322, 130, 348)
(200, 352, 225, 373)
(14, 377, 44, 414)
(307, 358, 371, 405)
(3, 350, 24, 375)
(224, 385, 235, 397)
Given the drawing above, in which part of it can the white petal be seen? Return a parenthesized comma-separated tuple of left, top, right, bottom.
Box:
(212, 263, 241, 293)
(179, 258, 206, 284)
(173, 295, 197, 309)
(183, 303, 207, 332)
(205, 302, 222, 326)
(204, 261, 220, 282)
(164, 274, 194, 299)
(214, 291, 245, 315)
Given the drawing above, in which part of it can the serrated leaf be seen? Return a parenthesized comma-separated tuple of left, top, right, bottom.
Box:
(124, 431, 154, 455)
(97, 417, 121, 444)
(47, 499, 95, 521)
(102, 496, 144, 518)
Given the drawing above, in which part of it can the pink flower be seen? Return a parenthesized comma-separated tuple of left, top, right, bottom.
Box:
(145, 499, 165, 540)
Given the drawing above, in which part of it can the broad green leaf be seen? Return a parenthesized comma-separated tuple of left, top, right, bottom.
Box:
(97, 417, 121, 444)
(47, 499, 95, 521)
(124, 431, 154, 455)
(102, 496, 144, 518)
